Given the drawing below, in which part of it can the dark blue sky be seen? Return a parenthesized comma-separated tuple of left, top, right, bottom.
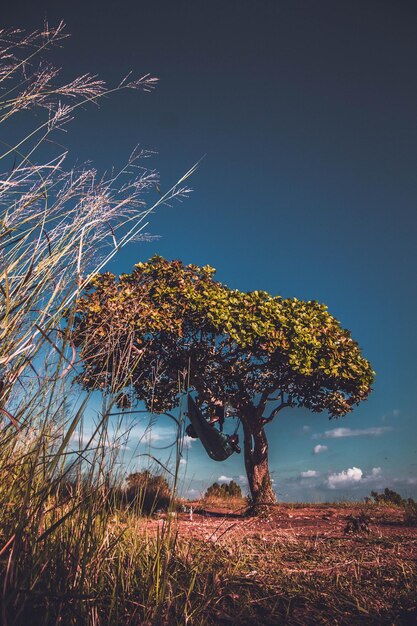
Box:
(5, 0, 417, 499)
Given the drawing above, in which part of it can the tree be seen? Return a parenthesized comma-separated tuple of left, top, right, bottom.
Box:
(205, 481, 242, 499)
(72, 256, 374, 509)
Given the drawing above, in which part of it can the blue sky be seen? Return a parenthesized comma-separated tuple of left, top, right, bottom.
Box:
(5, 0, 417, 501)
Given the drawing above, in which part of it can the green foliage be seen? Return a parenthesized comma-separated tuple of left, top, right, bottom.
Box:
(72, 256, 374, 419)
(403, 499, 417, 526)
(125, 470, 172, 514)
(344, 512, 371, 534)
(369, 488, 406, 507)
(205, 480, 243, 499)
(368, 489, 417, 526)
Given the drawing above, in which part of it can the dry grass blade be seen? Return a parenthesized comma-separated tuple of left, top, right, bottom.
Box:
(0, 407, 20, 430)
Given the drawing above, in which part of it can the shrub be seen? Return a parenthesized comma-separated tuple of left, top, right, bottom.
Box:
(205, 480, 242, 499)
(368, 489, 417, 526)
(369, 488, 404, 507)
(403, 498, 417, 526)
(124, 470, 172, 514)
(344, 512, 371, 534)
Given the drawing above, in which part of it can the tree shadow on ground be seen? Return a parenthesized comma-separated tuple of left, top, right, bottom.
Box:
(194, 508, 245, 519)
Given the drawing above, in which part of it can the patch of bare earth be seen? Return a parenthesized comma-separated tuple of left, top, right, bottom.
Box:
(140, 503, 417, 624)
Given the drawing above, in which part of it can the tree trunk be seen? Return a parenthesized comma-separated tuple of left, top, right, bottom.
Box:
(241, 414, 276, 512)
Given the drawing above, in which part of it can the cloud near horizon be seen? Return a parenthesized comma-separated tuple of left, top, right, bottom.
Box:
(327, 467, 363, 488)
(327, 466, 382, 489)
(218, 475, 233, 483)
(217, 475, 249, 487)
(300, 470, 319, 478)
(313, 426, 393, 440)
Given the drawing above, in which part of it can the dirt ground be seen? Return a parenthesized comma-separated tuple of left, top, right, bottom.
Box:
(141, 502, 417, 549)
(133, 502, 417, 624)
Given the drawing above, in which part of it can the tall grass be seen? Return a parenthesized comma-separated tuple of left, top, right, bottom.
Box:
(0, 23, 199, 625)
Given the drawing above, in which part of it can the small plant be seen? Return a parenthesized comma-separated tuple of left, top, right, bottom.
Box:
(403, 498, 417, 526)
(344, 512, 371, 534)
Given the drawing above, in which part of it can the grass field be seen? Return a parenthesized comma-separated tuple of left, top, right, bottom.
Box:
(1, 485, 416, 625)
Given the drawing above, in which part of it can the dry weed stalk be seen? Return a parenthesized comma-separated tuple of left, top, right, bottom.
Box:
(0, 26, 193, 620)
(0, 23, 194, 410)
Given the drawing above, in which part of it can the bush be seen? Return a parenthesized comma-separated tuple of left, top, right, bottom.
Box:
(369, 488, 404, 506)
(368, 489, 417, 526)
(124, 470, 172, 514)
(344, 512, 371, 534)
(403, 499, 417, 526)
(205, 480, 242, 499)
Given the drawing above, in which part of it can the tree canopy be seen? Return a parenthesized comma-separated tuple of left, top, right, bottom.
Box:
(205, 481, 243, 499)
(73, 255, 374, 416)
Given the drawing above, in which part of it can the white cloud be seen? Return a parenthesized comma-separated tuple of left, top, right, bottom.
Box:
(70, 432, 91, 446)
(237, 475, 248, 485)
(142, 431, 164, 444)
(130, 425, 176, 444)
(326, 466, 383, 490)
(315, 426, 393, 439)
(218, 475, 233, 483)
(179, 458, 187, 465)
(370, 467, 381, 478)
(70, 431, 130, 451)
(300, 470, 319, 478)
(313, 444, 328, 455)
(185, 488, 199, 498)
(182, 436, 194, 449)
(327, 467, 363, 489)
(302, 425, 311, 433)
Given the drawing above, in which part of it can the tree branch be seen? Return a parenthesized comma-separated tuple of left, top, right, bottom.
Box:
(262, 400, 291, 424)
